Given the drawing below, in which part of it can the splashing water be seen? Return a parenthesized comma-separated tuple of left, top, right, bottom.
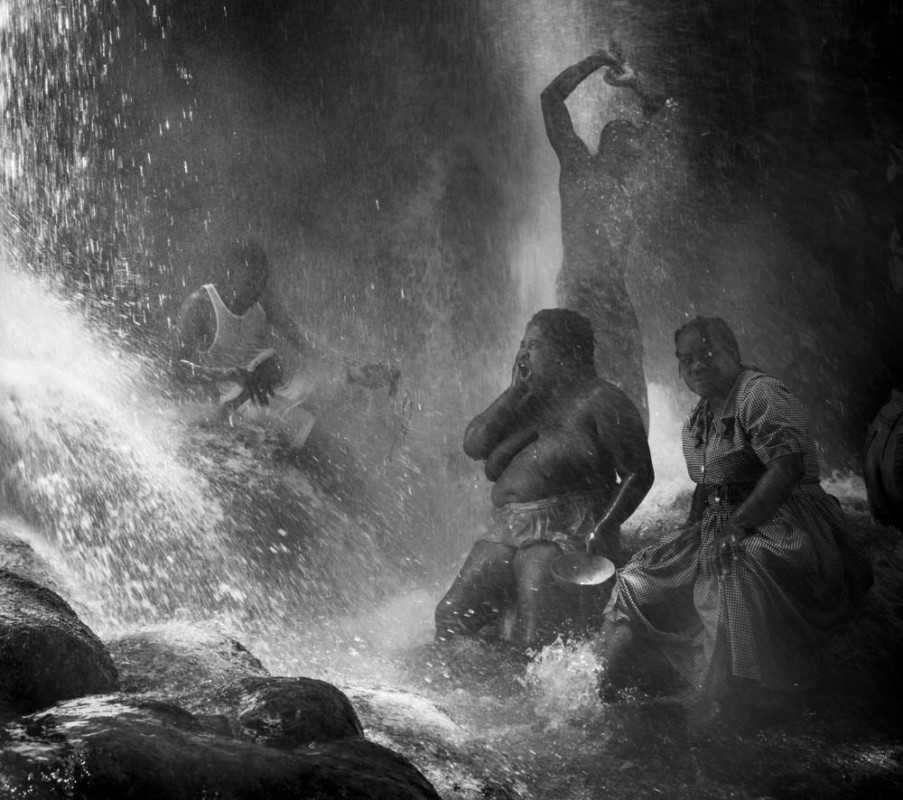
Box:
(525, 637, 602, 729)
(0, 0, 699, 687)
(0, 259, 226, 623)
(0, 255, 407, 646)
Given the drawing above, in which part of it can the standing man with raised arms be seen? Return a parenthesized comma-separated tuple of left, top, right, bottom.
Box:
(542, 47, 667, 428)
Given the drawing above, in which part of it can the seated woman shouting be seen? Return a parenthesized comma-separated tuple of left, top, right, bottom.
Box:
(597, 316, 873, 719)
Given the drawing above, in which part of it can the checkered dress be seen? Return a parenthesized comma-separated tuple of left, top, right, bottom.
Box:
(608, 370, 873, 694)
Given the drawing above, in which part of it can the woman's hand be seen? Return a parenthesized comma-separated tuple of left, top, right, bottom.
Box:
(711, 521, 748, 577)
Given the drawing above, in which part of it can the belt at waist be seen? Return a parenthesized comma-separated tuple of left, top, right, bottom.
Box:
(704, 479, 821, 507)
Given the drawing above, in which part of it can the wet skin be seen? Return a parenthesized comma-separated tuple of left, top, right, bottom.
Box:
(487, 381, 624, 506)
(464, 322, 651, 512)
(441, 319, 653, 646)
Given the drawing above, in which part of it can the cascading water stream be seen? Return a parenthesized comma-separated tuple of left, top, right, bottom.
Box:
(0, 0, 716, 728)
(0, 0, 662, 742)
(2, 3, 891, 798)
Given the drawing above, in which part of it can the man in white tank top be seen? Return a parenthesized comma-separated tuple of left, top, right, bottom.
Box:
(173, 238, 398, 449)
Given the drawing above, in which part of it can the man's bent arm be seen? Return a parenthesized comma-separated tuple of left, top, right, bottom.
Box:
(592, 396, 654, 533)
(541, 49, 618, 161)
(483, 428, 539, 482)
(592, 469, 652, 537)
(463, 383, 531, 461)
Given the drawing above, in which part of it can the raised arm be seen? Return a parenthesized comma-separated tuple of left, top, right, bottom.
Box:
(261, 289, 400, 392)
(603, 60, 668, 119)
(541, 49, 619, 162)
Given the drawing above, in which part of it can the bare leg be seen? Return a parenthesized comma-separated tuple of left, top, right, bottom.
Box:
(435, 541, 515, 642)
(596, 616, 635, 699)
(512, 542, 577, 647)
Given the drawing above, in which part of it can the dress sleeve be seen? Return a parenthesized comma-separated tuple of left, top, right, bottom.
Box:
(736, 374, 810, 464)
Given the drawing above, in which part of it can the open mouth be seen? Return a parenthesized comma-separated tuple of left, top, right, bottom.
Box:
(517, 362, 532, 380)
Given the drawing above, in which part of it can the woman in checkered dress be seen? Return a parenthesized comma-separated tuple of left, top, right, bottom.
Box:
(600, 317, 873, 704)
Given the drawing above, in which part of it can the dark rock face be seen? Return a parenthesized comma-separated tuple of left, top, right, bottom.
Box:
(108, 626, 270, 698)
(104, 626, 458, 795)
(1, 550, 428, 798)
(237, 676, 364, 749)
(0, 569, 118, 715)
(0, 695, 441, 800)
(108, 627, 366, 747)
(0, 515, 67, 596)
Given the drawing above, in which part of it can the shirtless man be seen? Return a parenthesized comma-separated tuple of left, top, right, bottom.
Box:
(173, 238, 398, 448)
(542, 49, 667, 429)
(434, 309, 653, 648)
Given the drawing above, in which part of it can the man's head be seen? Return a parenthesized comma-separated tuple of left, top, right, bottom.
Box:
(222, 238, 269, 310)
(597, 119, 643, 177)
(518, 309, 595, 384)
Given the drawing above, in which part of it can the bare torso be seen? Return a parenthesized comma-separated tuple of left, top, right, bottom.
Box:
(487, 379, 621, 507)
(558, 157, 633, 275)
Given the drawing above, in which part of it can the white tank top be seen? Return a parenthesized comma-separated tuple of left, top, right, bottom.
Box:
(199, 284, 270, 403)
(199, 284, 270, 370)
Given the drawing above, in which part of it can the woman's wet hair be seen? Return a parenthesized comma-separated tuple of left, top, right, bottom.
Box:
(530, 308, 595, 366)
(675, 316, 742, 363)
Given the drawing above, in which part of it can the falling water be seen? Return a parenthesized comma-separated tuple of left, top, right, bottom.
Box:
(0, 0, 667, 750)
(2, 1, 898, 797)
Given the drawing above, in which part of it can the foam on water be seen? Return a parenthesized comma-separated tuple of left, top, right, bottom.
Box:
(525, 638, 603, 729)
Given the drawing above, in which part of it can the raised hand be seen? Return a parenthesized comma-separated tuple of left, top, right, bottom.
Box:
(603, 61, 637, 89)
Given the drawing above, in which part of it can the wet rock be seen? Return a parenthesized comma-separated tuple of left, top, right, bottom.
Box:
(108, 623, 270, 697)
(0, 694, 441, 799)
(107, 623, 273, 736)
(105, 626, 522, 797)
(108, 627, 364, 745)
(0, 568, 117, 716)
(346, 685, 528, 800)
(0, 514, 67, 596)
(237, 675, 364, 749)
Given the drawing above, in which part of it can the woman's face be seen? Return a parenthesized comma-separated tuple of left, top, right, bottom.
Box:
(676, 326, 741, 401)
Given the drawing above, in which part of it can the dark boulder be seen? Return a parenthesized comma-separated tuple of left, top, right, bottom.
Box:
(0, 568, 117, 716)
(0, 515, 67, 596)
(237, 675, 364, 748)
(108, 624, 269, 698)
(110, 627, 363, 746)
(0, 694, 441, 799)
